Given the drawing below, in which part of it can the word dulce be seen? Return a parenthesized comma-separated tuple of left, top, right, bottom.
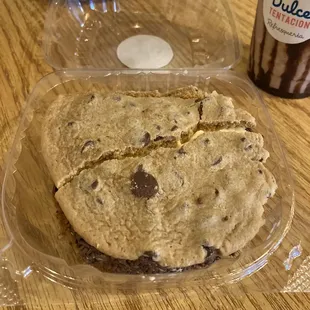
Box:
(272, 0, 310, 19)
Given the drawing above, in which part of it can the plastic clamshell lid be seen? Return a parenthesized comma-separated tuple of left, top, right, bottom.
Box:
(43, 0, 242, 70)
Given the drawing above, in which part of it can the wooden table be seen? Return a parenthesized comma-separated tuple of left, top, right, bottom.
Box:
(1, 0, 310, 309)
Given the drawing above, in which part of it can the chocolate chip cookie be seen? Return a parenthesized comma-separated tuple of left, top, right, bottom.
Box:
(42, 86, 276, 273)
(56, 129, 276, 268)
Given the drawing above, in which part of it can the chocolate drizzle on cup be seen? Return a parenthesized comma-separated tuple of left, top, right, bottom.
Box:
(248, 0, 310, 99)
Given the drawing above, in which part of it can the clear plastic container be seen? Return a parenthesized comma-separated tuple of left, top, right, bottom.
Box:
(0, 0, 300, 302)
(0, 70, 294, 292)
(43, 0, 241, 70)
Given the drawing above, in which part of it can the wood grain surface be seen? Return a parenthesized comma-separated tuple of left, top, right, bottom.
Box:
(1, 0, 310, 309)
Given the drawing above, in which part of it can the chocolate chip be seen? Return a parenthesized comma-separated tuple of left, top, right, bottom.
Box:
(187, 111, 191, 115)
(130, 166, 159, 199)
(215, 188, 219, 196)
(96, 198, 104, 205)
(244, 145, 253, 151)
(85, 94, 95, 103)
(91, 180, 98, 189)
(141, 132, 151, 146)
(212, 156, 222, 166)
(196, 197, 203, 205)
(67, 121, 75, 127)
(259, 158, 264, 162)
(245, 127, 253, 132)
(198, 102, 203, 119)
(229, 251, 240, 258)
(202, 245, 218, 258)
(258, 169, 263, 174)
(154, 135, 164, 142)
(204, 138, 210, 145)
(222, 216, 229, 222)
(97, 138, 101, 142)
(81, 140, 95, 153)
(171, 125, 178, 131)
(178, 147, 186, 155)
(156, 125, 161, 130)
(166, 136, 176, 142)
(240, 137, 246, 142)
(143, 251, 156, 258)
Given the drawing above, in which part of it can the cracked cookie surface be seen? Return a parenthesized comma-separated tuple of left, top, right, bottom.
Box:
(198, 92, 256, 130)
(42, 86, 276, 271)
(42, 87, 255, 188)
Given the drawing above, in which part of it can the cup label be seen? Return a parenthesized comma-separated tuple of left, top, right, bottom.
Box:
(264, 0, 310, 44)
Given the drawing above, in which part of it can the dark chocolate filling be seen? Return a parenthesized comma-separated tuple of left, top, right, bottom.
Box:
(75, 234, 221, 274)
